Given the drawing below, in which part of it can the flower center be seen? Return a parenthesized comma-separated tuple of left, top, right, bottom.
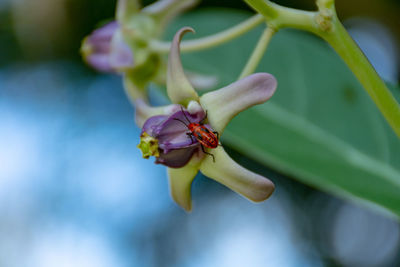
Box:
(137, 132, 160, 158)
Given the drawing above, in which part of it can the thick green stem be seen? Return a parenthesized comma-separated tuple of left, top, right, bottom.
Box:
(150, 14, 264, 53)
(244, 0, 317, 32)
(239, 26, 276, 79)
(320, 20, 400, 137)
(316, 0, 335, 10)
(244, 0, 400, 138)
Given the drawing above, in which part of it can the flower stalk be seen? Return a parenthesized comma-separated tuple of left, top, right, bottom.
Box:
(150, 14, 265, 53)
(239, 26, 276, 79)
(244, 0, 400, 138)
(318, 17, 400, 138)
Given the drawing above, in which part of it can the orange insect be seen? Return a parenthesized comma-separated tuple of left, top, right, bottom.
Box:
(173, 107, 219, 162)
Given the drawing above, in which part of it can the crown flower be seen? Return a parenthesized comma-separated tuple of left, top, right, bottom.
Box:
(139, 106, 204, 168)
(136, 27, 278, 211)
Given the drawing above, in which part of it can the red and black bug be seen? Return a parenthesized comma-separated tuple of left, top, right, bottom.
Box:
(173, 107, 219, 162)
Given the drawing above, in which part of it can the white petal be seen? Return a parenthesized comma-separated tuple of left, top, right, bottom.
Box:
(199, 146, 275, 202)
(187, 100, 205, 118)
(167, 27, 199, 105)
(200, 73, 277, 133)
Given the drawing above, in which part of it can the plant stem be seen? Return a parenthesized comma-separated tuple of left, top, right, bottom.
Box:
(150, 14, 264, 53)
(244, 0, 317, 32)
(116, 0, 141, 22)
(316, 0, 335, 10)
(239, 26, 276, 79)
(320, 20, 400, 137)
(244, 0, 400, 138)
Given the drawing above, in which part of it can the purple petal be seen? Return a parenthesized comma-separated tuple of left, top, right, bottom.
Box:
(87, 21, 118, 44)
(156, 110, 203, 153)
(82, 21, 134, 73)
(141, 115, 169, 136)
(133, 98, 181, 128)
(140, 106, 207, 167)
(86, 54, 114, 73)
(110, 31, 135, 70)
(156, 144, 199, 168)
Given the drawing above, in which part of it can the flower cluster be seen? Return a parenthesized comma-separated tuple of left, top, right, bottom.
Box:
(80, 0, 198, 76)
(81, 0, 278, 211)
(137, 27, 278, 211)
(81, 21, 134, 73)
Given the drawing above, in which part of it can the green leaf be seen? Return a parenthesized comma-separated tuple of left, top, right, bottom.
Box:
(166, 9, 400, 217)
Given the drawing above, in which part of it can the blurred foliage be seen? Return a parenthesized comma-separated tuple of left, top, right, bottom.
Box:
(1, 0, 399, 69)
(0, 9, 19, 65)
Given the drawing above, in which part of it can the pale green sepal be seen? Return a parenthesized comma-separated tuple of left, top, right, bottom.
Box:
(123, 70, 179, 128)
(199, 146, 275, 202)
(167, 27, 199, 106)
(127, 52, 162, 88)
(168, 160, 200, 212)
(200, 73, 276, 133)
(80, 37, 92, 60)
(123, 75, 147, 104)
(123, 13, 157, 41)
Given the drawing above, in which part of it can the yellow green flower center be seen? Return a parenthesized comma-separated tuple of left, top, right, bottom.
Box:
(137, 132, 160, 159)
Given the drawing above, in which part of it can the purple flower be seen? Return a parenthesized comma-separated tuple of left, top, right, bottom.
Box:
(139, 107, 206, 168)
(137, 27, 277, 211)
(81, 0, 199, 73)
(81, 21, 134, 73)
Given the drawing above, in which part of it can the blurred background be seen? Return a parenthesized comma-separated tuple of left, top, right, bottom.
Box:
(0, 0, 399, 266)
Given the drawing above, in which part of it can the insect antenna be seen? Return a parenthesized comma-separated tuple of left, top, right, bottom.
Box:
(180, 106, 191, 124)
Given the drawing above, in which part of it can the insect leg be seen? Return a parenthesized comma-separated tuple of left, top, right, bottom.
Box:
(186, 132, 196, 144)
(201, 144, 215, 163)
(213, 131, 219, 140)
(212, 131, 222, 146)
(200, 110, 208, 124)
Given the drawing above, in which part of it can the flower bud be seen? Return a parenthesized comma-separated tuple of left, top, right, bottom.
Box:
(81, 21, 134, 73)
